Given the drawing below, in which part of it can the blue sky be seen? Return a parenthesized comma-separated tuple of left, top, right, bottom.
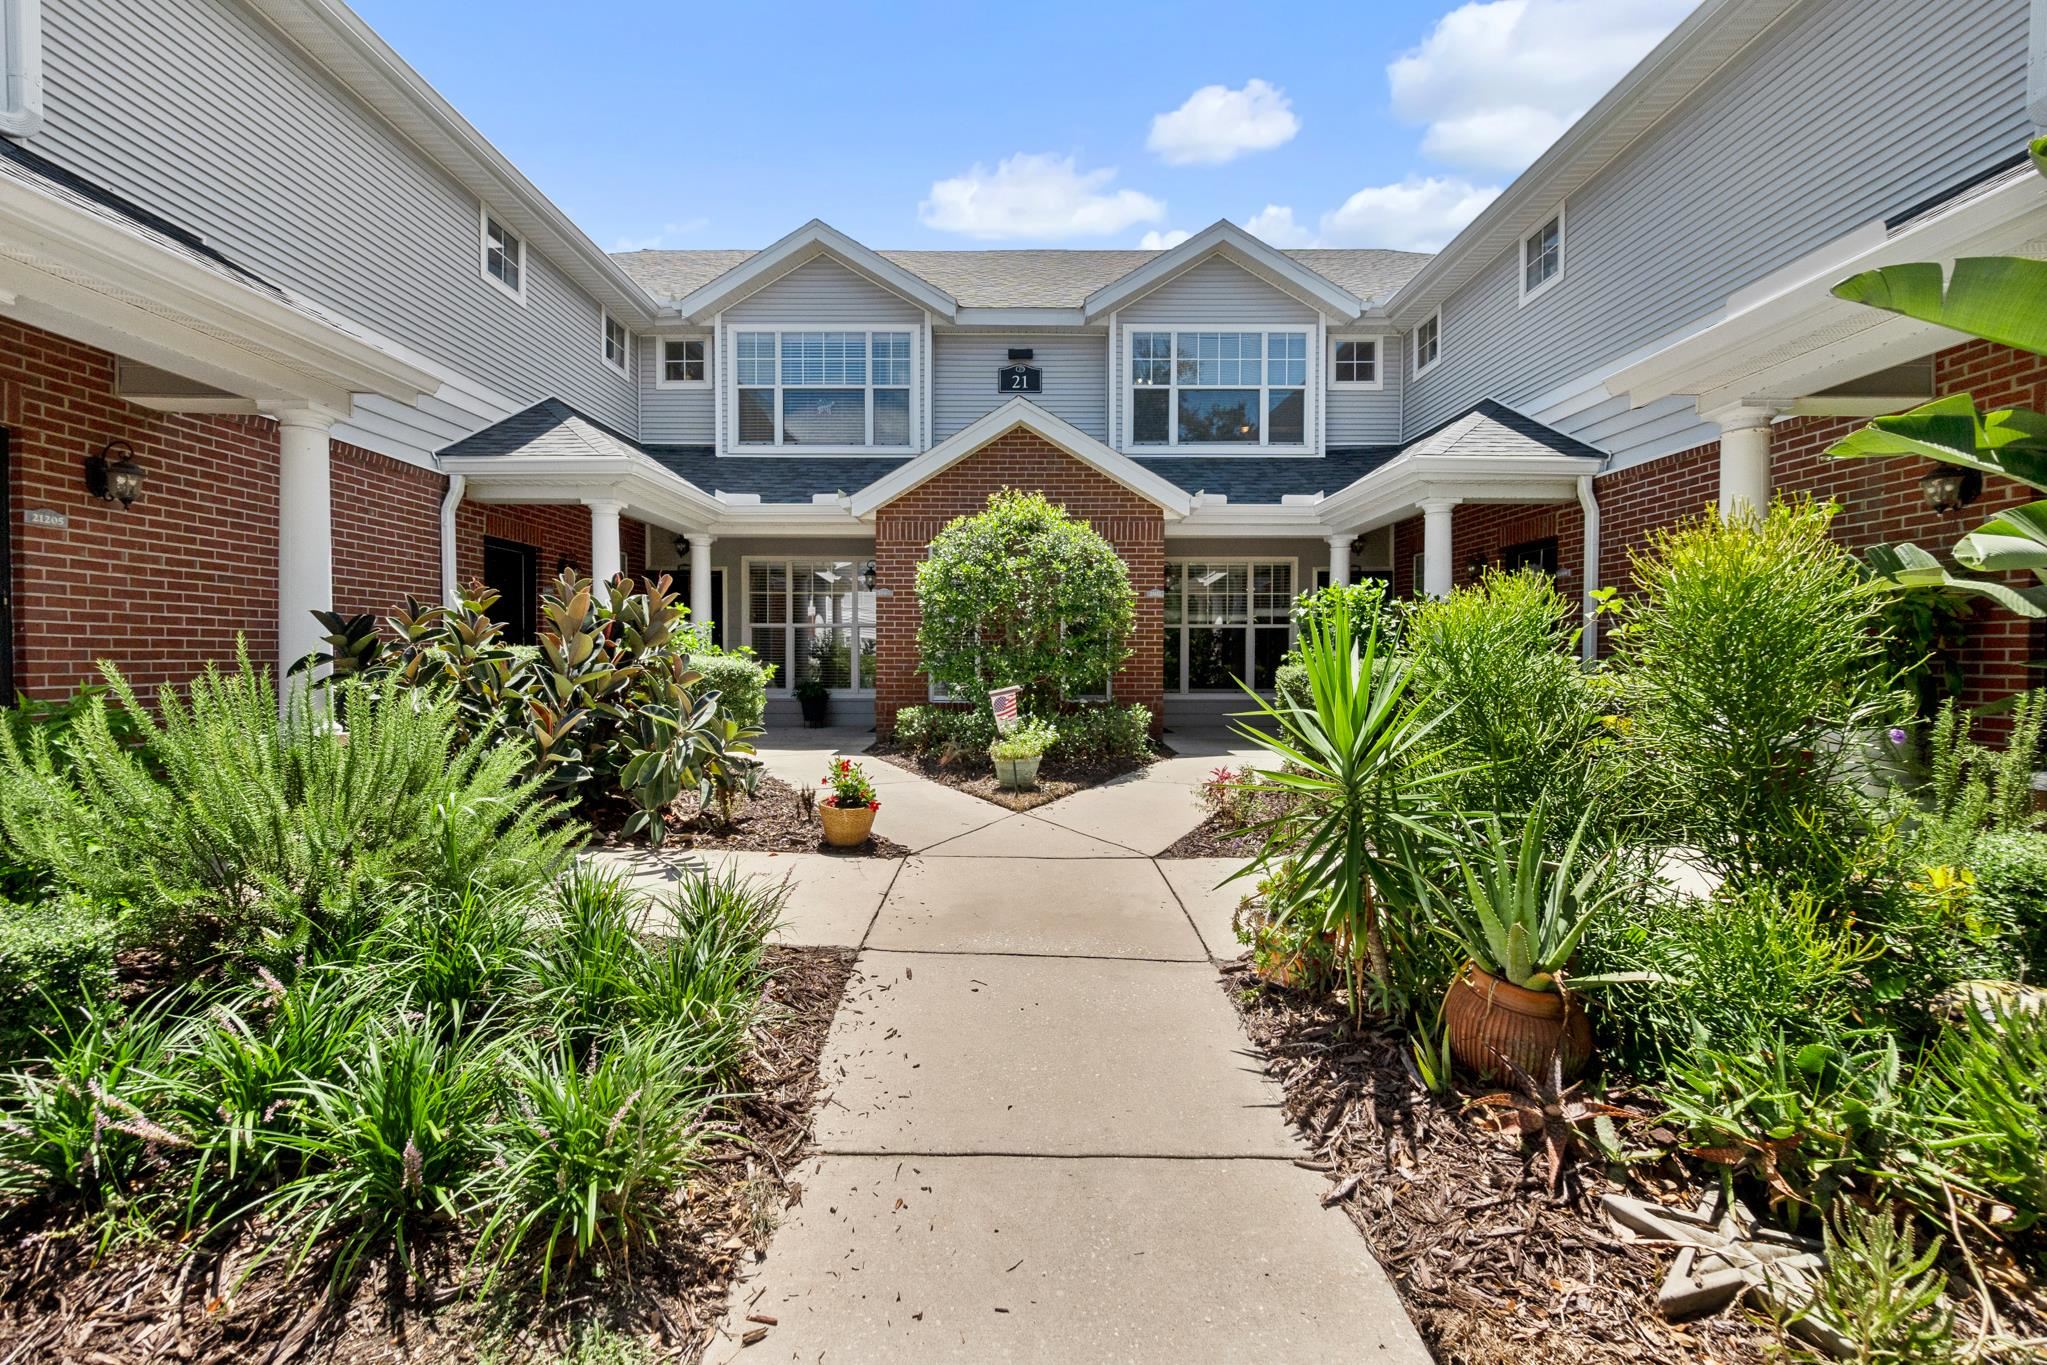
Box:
(348, 0, 1694, 255)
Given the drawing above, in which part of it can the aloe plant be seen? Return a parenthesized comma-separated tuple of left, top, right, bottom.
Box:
(1422, 810, 1645, 993)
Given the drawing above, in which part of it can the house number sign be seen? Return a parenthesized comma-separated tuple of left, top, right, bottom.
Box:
(997, 364, 1042, 394)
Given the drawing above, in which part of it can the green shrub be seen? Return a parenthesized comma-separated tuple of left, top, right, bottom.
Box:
(1273, 663, 1311, 714)
(891, 705, 941, 753)
(368, 883, 535, 1025)
(1970, 829, 2047, 975)
(687, 653, 768, 734)
(1288, 579, 1397, 660)
(916, 490, 1135, 713)
(1612, 502, 1899, 896)
(0, 898, 115, 1056)
(1404, 569, 1606, 821)
(1052, 703, 1153, 761)
(1910, 691, 2044, 869)
(0, 686, 146, 902)
(0, 658, 579, 960)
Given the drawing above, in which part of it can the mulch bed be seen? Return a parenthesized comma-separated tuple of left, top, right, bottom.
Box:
(869, 744, 1157, 812)
(1157, 811, 1261, 859)
(0, 945, 857, 1365)
(589, 774, 909, 858)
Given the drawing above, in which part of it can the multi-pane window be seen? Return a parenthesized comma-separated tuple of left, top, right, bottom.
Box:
(747, 559, 877, 692)
(482, 212, 522, 297)
(603, 314, 628, 370)
(1162, 561, 1294, 693)
(1522, 211, 1562, 300)
(660, 337, 707, 385)
(1332, 338, 1379, 386)
(734, 330, 913, 448)
(1129, 330, 1309, 448)
(1414, 313, 1441, 373)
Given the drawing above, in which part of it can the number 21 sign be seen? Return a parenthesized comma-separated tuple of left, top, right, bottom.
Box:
(997, 365, 1042, 394)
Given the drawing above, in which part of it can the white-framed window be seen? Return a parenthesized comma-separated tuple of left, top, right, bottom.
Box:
(1413, 311, 1441, 376)
(1329, 336, 1382, 389)
(480, 206, 524, 302)
(745, 558, 877, 693)
(1126, 329, 1310, 450)
(732, 328, 914, 449)
(1162, 560, 1296, 694)
(656, 336, 709, 388)
(602, 311, 629, 372)
(0, 0, 44, 138)
(1520, 205, 1564, 305)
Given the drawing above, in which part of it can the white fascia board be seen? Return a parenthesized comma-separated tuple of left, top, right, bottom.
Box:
(1612, 171, 2047, 407)
(846, 397, 1192, 520)
(0, 172, 439, 406)
(1168, 502, 1330, 540)
(669, 220, 957, 323)
(1083, 219, 1364, 321)
(949, 307, 1091, 328)
(1318, 451, 1598, 530)
(444, 452, 724, 529)
(709, 500, 867, 537)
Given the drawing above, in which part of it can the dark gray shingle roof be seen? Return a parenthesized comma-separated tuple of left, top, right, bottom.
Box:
(611, 246, 1433, 310)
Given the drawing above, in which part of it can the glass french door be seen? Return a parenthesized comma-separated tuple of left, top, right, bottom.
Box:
(1162, 560, 1294, 693)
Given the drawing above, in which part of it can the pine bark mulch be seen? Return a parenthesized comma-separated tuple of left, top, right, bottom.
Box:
(590, 775, 909, 858)
(1157, 812, 1262, 859)
(0, 946, 857, 1365)
(868, 745, 1156, 812)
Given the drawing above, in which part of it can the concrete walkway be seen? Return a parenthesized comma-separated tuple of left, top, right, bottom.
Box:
(603, 729, 1429, 1363)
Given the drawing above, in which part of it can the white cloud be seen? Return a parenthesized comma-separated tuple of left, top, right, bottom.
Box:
(919, 153, 1164, 241)
(608, 218, 709, 252)
(1139, 228, 1192, 250)
(1243, 205, 1312, 248)
(1389, 0, 1693, 172)
(1147, 79, 1301, 166)
(1320, 177, 1501, 252)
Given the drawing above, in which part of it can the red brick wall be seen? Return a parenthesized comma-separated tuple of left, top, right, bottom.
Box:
(332, 441, 445, 622)
(1388, 502, 1586, 600)
(452, 502, 649, 632)
(872, 428, 1166, 734)
(2, 317, 282, 695)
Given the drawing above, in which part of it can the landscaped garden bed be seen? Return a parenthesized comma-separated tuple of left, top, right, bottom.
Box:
(870, 741, 1157, 812)
(589, 774, 909, 857)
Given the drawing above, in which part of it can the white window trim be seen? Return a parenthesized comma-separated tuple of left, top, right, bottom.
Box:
(724, 323, 920, 456)
(478, 203, 526, 305)
(741, 555, 878, 697)
(1121, 324, 1316, 455)
(1161, 558, 1300, 696)
(1412, 309, 1443, 377)
(601, 308, 630, 374)
(652, 334, 712, 390)
(1518, 202, 1565, 307)
(0, 0, 45, 138)
(1327, 334, 1386, 391)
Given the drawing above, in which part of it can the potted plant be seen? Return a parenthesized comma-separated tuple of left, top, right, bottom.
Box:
(795, 674, 830, 729)
(988, 716, 1057, 790)
(818, 757, 879, 846)
(1419, 809, 1649, 1082)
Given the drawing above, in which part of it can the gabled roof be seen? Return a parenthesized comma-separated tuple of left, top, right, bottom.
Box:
(439, 397, 643, 462)
(664, 220, 958, 322)
(846, 399, 1192, 519)
(1083, 220, 1365, 320)
(1401, 400, 1606, 461)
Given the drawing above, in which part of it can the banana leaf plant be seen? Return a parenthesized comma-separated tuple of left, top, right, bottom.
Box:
(1824, 136, 2047, 616)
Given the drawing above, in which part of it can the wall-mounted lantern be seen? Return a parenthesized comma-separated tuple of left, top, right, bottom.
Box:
(83, 439, 145, 507)
(1919, 466, 1982, 514)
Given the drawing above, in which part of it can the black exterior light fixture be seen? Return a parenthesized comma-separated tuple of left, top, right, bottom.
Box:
(861, 560, 878, 592)
(84, 439, 145, 507)
(1920, 465, 1982, 514)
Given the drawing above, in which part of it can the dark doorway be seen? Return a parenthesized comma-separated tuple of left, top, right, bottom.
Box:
(0, 428, 12, 701)
(677, 567, 726, 648)
(482, 536, 539, 644)
(1502, 536, 1560, 576)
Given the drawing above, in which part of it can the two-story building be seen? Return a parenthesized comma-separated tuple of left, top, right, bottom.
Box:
(1, 0, 2043, 732)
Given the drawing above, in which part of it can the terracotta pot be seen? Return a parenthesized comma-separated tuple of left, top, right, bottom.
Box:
(993, 753, 1043, 790)
(819, 801, 875, 847)
(1442, 962, 1593, 1082)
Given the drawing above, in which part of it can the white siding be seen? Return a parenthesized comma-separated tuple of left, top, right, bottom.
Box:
(639, 335, 714, 445)
(30, 0, 639, 433)
(932, 332, 1107, 440)
(1402, 0, 2032, 456)
(1325, 333, 1404, 447)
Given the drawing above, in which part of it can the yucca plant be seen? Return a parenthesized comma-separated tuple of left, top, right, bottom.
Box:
(1420, 809, 1645, 994)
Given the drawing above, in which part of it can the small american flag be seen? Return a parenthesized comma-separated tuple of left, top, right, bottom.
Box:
(989, 685, 1021, 734)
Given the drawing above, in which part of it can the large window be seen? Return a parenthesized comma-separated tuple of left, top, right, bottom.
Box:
(1163, 560, 1294, 693)
(734, 329, 913, 448)
(1129, 330, 1309, 449)
(746, 559, 878, 693)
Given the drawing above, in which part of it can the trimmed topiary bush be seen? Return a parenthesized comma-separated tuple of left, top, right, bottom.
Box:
(688, 654, 768, 734)
(1052, 703, 1154, 761)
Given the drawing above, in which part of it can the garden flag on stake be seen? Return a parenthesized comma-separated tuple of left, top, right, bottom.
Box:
(989, 685, 1021, 735)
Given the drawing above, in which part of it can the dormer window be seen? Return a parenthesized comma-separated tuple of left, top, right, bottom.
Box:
(480, 207, 524, 302)
(1127, 329, 1309, 450)
(1520, 206, 1563, 304)
(0, 0, 43, 138)
(734, 328, 914, 449)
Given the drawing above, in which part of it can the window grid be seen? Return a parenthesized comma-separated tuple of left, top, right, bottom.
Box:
(734, 329, 914, 448)
(483, 214, 522, 296)
(1129, 329, 1309, 449)
(1161, 560, 1295, 694)
(746, 559, 877, 694)
(1415, 314, 1441, 373)
(603, 314, 628, 370)
(1332, 339, 1378, 386)
(1523, 213, 1561, 297)
(661, 338, 707, 385)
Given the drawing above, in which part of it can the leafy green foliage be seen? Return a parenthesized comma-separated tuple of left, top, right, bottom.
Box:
(1287, 579, 1398, 660)
(0, 897, 115, 1058)
(1612, 502, 1899, 896)
(1968, 829, 2047, 976)
(1050, 703, 1153, 761)
(1922, 1006, 2047, 1230)
(988, 716, 1058, 762)
(915, 490, 1135, 714)
(1794, 1203, 1956, 1365)
(1909, 692, 2044, 869)
(687, 652, 769, 733)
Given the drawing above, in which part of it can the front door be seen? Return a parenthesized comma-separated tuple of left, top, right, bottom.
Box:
(482, 536, 539, 644)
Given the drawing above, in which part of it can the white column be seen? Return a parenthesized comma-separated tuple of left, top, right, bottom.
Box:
(1715, 407, 1776, 520)
(687, 533, 715, 630)
(1325, 534, 1352, 588)
(272, 405, 335, 682)
(1421, 498, 1459, 598)
(585, 498, 624, 584)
